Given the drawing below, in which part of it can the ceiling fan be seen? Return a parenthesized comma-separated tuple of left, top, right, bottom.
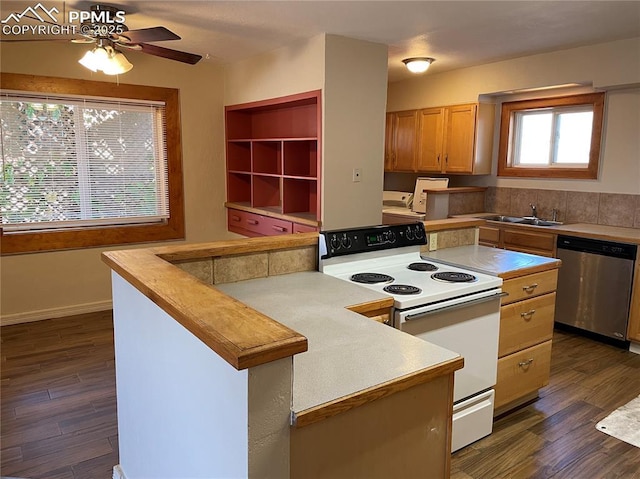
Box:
(5, 3, 202, 74)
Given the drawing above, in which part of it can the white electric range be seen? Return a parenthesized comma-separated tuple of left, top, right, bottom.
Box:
(319, 223, 503, 452)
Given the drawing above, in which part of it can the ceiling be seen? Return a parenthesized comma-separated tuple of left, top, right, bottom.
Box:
(2, 1, 639, 82)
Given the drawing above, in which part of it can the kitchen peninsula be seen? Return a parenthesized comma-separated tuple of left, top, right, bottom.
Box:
(102, 233, 463, 479)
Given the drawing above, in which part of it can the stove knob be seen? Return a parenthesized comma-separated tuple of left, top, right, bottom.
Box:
(388, 231, 396, 243)
(415, 226, 424, 239)
(330, 235, 341, 250)
(406, 228, 414, 240)
(341, 235, 352, 249)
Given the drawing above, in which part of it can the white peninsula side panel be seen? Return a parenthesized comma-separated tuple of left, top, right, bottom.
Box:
(112, 272, 250, 478)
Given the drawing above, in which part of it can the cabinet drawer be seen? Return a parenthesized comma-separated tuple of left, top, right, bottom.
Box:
(502, 269, 558, 305)
(503, 229, 556, 256)
(499, 292, 556, 357)
(495, 340, 552, 409)
(227, 209, 292, 236)
(293, 223, 318, 233)
(255, 215, 293, 236)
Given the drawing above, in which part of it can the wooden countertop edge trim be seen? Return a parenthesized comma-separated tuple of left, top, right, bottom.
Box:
(225, 202, 321, 228)
(422, 187, 487, 194)
(425, 218, 484, 231)
(292, 356, 464, 428)
(151, 232, 319, 262)
(345, 298, 395, 314)
(101, 248, 308, 370)
(497, 261, 562, 280)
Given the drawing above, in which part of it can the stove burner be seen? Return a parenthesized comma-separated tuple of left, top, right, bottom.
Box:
(431, 271, 477, 283)
(383, 284, 422, 295)
(408, 262, 439, 272)
(350, 273, 394, 284)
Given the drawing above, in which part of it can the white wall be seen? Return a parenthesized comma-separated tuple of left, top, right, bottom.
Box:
(224, 34, 389, 230)
(112, 273, 249, 478)
(224, 34, 325, 105)
(322, 35, 389, 229)
(387, 37, 640, 194)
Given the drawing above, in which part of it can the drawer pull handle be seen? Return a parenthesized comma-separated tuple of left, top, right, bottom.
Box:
(231, 215, 241, 222)
(272, 225, 288, 232)
(519, 359, 534, 368)
(522, 283, 538, 293)
(247, 219, 259, 225)
(520, 309, 536, 319)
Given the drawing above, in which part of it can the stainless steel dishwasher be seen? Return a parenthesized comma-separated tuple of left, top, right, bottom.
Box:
(555, 235, 637, 342)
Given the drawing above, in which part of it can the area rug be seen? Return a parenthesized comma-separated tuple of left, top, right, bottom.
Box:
(596, 394, 640, 448)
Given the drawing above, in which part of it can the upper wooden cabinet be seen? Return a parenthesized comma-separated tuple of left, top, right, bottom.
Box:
(386, 103, 495, 175)
(387, 110, 419, 172)
(416, 107, 444, 172)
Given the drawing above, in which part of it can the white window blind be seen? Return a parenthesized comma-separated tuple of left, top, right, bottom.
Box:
(0, 91, 169, 232)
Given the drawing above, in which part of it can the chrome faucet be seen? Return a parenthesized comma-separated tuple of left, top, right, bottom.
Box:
(551, 208, 559, 222)
(529, 203, 537, 218)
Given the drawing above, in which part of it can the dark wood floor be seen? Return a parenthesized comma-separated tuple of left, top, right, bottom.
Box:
(1, 312, 639, 478)
(452, 331, 640, 479)
(1, 311, 118, 479)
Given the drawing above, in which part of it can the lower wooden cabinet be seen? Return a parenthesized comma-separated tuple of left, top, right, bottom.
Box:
(228, 208, 318, 237)
(495, 340, 552, 411)
(479, 223, 556, 257)
(494, 268, 559, 416)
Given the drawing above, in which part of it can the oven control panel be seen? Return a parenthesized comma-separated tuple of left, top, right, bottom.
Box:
(319, 223, 427, 258)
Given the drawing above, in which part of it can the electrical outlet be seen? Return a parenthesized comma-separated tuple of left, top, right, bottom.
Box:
(352, 168, 362, 182)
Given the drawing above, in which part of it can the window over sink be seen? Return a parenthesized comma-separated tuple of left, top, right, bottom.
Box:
(497, 92, 605, 179)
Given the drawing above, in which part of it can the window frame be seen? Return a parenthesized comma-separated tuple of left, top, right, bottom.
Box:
(0, 73, 185, 255)
(497, 92, 605, 179)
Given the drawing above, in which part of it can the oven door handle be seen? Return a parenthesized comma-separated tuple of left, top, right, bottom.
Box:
(404, 291, 508, 321)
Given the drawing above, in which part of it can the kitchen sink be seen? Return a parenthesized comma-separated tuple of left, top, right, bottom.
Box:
(483, 215, 562, 226)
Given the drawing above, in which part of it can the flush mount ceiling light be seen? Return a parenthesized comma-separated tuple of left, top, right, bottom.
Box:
(79, 40, 133, 75)
(402, 57, 435, 74)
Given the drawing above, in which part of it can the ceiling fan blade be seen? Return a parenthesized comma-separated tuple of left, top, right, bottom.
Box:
(139, 43, 202, 65)
(119, 27, 180, 44)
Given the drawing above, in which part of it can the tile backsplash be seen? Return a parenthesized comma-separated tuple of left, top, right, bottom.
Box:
(485, 187, 640, 228)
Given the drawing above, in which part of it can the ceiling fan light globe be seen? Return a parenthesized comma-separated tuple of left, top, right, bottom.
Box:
(103, 52, 134, 75)
(78, 50, 99, 72)
(93, 46, 110, 63)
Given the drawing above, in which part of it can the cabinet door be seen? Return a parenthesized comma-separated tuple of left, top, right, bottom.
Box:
(393, 110, 418, 172)
(416, 107, 444, 172)
(443, 104, 477, 174)
(478, 225, 501, 247)
(384, 113, 396, 171)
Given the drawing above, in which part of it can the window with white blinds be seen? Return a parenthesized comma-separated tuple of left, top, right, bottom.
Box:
(1, 93, 169, 232)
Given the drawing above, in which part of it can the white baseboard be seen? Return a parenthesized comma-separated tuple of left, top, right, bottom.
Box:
(113, 464, 127, 479)
(1, 300, 113, 326)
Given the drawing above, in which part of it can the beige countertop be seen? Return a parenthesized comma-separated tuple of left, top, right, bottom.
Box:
(462, 213, 640, 245)
(217, 272, 462, 427)
(104, 234, 465, 428)
(423, 244, 561, 279)
(551, 223, 640, 245)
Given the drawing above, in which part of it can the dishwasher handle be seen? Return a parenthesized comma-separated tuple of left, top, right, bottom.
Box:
(557, 235, 637, 260)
